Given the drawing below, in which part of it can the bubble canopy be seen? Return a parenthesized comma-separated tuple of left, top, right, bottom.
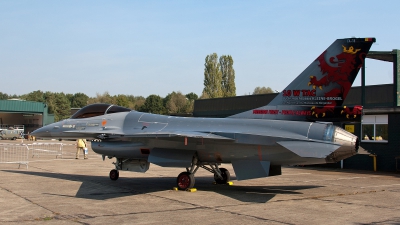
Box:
(71, 104, 131, 119)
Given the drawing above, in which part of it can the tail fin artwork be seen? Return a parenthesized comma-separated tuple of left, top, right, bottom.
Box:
(229, 37, 376, 122)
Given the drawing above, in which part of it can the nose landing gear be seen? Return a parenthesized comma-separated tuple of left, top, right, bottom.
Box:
(109, 157, 122, 181)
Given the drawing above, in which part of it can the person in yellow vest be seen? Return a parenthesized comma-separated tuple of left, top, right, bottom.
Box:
(76, 139, 88, 159)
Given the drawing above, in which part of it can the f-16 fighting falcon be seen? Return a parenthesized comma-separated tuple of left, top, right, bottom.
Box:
(32, 38, 376, 190)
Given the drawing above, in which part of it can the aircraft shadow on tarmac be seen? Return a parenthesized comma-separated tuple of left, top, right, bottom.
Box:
(3, 170, 321, 203)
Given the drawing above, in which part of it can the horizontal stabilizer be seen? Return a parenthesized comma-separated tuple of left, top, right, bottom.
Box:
(278, 141, 340, 158)
(357, 146, 371, 155)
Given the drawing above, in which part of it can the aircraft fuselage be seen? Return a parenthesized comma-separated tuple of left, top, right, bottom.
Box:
(33, 110, 357, 166)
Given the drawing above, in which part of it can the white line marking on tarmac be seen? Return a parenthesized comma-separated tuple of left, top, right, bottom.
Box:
(282, 173, 311, 176)
(360, 184, 400, 188)
(301, 176, 382, 182)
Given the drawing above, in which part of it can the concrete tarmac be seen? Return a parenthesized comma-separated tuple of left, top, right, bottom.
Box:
(0, 140, 400, 224)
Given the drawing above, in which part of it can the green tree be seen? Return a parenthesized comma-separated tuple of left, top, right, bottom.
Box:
(126, 95, 146, 110)
(66, 93, 73, 105)
(185, 92, 198, 113)
(220, 55, 236, 97)
(140, 95, 164, 114)
(165, 92, 189, 114)
(185, 92, 198, 101)
(124, 95, 137, 109)
(133, 96, 145, 111)
(22, 90, 45, 102)
(9, 94, 19, 99)
(115, 94, 130, 108)
(199, 91, 210, 99)
(88, 91, 113, 104)
(203, 53, 222, 98)
(43, 92, 56, 114)
(70, 93, 89, 108)
(0, 92, 9, 100)
(42, 92, 71, 121)
(253, 86, 274, 95)
(53, 93, 71, 121)
(163, 92, 174, 110)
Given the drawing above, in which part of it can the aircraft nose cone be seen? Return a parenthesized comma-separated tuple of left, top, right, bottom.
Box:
(31, 126, 52, 138)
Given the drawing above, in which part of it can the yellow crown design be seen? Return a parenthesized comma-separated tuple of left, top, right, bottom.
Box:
(342, 45, 361, 54)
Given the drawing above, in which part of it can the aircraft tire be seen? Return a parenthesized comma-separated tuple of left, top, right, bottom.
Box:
(177, 172, 195, 190)
(109, 169, 119, 181)
(214, 168, 230, 184)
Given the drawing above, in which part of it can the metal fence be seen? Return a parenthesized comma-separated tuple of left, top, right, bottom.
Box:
(0, 144, 29, 169)
(0, 143, 66, 169)
(30, 143, 63, 158)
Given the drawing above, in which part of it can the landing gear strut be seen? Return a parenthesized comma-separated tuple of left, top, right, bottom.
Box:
(214, 168, 230, 184)
(176, 155, 231, 190)
(109, 158, 122, 181)
(107, 156, 231, 189)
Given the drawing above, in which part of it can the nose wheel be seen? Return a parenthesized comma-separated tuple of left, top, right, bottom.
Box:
(109, 158, 122, 181)
(109, 169, 119, 180)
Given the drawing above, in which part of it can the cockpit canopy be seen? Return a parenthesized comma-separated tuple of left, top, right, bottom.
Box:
(71, 104, 131, 119)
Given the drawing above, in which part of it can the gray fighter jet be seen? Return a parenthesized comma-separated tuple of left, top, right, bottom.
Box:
(32, 37, 375, 190)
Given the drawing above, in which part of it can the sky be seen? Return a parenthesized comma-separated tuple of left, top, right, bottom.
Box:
(0, 0, 399, 98)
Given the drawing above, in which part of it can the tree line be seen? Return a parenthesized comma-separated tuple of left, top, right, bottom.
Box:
(0, 90, 198, 122)
(0, 53, 275, 122)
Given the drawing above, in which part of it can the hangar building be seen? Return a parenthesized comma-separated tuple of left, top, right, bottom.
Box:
(0, 99, 54, 134)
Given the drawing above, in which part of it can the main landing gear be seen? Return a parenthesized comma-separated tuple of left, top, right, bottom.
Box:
(108, 156, 231, 191)
(176, 155, 231, 190)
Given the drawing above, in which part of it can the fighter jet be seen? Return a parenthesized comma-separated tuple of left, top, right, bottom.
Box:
(32, 37, 375, 190)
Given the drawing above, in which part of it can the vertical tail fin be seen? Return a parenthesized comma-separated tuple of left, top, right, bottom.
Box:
(229, 37, 375, 122)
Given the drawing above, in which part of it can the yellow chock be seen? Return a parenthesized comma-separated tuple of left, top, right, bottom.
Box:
(213, 182, 217, 185)
(227, 181, 233, 186)
(186, 188, 197, 192)
(172, 187, 178, 191)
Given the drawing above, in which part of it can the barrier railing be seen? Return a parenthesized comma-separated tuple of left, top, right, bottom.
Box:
(30, 143, 63, 158)
(0, 144, 29, 169)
